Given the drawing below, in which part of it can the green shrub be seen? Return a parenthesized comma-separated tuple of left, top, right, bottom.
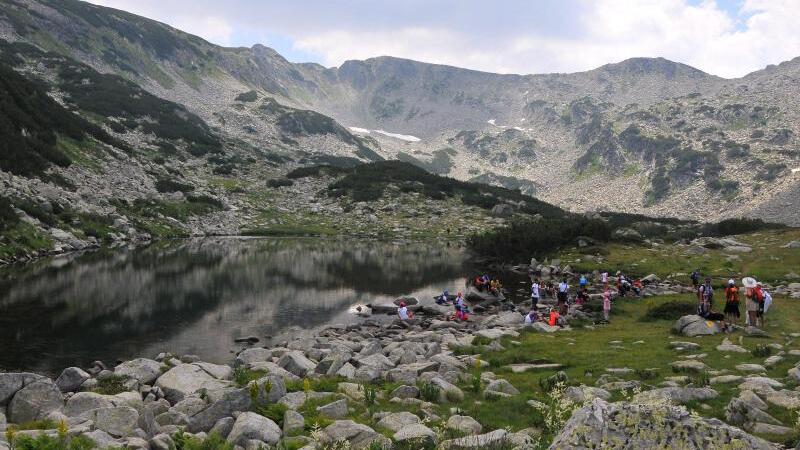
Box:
(256, 403, 288, 426)
(12, 433, 95, 450)
(702, 218, 784, 236)
(642, 301, 696, 322)
(0, 196, 20, 231)
(467, 215, 611, 262)
(173, 431, 233, 450)
(235, 90, 258, 102)
(418, 382, 440, 402)
(93, 375, 128, 395)
(155, 178, 194, 193)
(266, 178, 294, 188)
(751, 344, 772, 358)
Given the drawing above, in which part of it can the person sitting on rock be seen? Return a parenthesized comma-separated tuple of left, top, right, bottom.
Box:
(397, 301, 413, 321)
(524, 307, 538, 325)
(548, 308, 561, 327)
(454, 292, 468, 321)
(436, 289, 450, 305)
(633, 279, 643, 297)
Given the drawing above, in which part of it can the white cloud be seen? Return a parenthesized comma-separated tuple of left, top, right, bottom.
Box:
(84, 0, 800, 78)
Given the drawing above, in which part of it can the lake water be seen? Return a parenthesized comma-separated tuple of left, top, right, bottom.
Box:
(0, 238, 471, 376)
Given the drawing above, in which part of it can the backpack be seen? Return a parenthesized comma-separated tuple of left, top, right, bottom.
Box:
(754, 287, 764, 303)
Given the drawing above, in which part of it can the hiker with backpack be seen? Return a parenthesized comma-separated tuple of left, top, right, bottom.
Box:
(757, 282, 772, 327)
(743, 277, 760, 327)
(697, 277, 713, 316)
(691, 270, 700, 289)
(723, 279, 740, 324)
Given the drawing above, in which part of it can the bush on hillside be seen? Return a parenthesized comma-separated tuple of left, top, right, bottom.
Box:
(641, 300, 695, 322)
(467, 216, 612, 262)
(234, 90, 258, 102)
(702, 218, 784, 236)
(155, 179, 194, 193)
(0, 196, 19, 231)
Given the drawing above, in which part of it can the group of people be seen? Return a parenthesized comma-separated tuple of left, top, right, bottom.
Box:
(472, 274, 503, 296)
(693, 270, 773, 329)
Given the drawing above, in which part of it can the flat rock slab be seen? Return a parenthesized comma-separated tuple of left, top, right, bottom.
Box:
(507, 363, 563, 373)
(710, 375, 743, 385)
(670, 360, 708, 372)
(736, 364, 767, 373)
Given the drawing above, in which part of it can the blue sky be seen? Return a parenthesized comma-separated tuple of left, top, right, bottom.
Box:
(87, 0, 800, 78)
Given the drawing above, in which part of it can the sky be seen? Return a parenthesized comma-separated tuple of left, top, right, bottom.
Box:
(86, 0, 800, 79)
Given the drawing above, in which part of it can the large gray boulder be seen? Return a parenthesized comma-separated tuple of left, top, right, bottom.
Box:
(81, 406, 139, 438)
(7, 379, 63, 423)
(549, 398, 775, 449)
(235, 348, 272, 368)
(376, 411, 420, 432)
(632, 387, 719, 405)
(393, 423, 436, 446)
(673, 315, 721, 336)
(155, 364, 232, 403)
(187, 388, 252, 433)
(226, 412, 281, 446)
(321, 420, 390, 449)
(65, 392, 115, 417)
(446, 415, 482, 435)
(283, 410, 304, 436)
(114, 358, 162, 384)
(317, 399, 348, 420)
(277, 352, 316, 378)
(440, 429, 509, 449)
(55, 367, 91, 393)
(0, 373, 44, 406)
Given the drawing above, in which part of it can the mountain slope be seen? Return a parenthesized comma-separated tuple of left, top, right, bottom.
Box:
(0, 0, 798, 228)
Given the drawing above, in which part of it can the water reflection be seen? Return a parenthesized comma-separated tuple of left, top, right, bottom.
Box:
(0, 238, 467, 375)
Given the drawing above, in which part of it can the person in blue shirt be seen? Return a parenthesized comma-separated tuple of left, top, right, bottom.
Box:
(579, 274, 588, 289)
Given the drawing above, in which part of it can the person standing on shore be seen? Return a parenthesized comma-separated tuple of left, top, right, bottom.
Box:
(531, 279, 541, 310)
(557, 277, 569, 315)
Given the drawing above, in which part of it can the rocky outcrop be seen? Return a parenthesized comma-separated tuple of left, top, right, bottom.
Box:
(549, 399, 776, 449)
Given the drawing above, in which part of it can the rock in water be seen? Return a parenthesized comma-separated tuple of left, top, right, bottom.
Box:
(549, 398, 775, 449)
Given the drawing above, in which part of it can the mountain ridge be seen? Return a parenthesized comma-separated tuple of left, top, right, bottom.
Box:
(0, 0, 798, 245)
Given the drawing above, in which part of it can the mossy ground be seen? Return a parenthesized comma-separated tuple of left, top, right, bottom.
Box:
(452, 293, 800, 446)
(565, 228, 800, 284)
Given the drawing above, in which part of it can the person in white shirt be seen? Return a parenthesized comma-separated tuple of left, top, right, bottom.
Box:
(531, 279, 541, 308)
(397, 301, 413, 321)
(557, 278, 569, 314)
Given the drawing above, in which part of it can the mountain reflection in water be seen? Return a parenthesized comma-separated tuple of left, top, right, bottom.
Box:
(0, 238, 466, 375)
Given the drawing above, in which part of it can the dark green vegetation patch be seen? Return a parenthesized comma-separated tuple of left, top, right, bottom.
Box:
(0, 43, 126, 176)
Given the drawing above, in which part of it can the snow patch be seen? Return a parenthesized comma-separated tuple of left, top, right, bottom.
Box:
(373, 129, 421, 142)
(792, 168, 800, 174)
(348, 127, 370, 134)
(487, 119, 497, 126)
